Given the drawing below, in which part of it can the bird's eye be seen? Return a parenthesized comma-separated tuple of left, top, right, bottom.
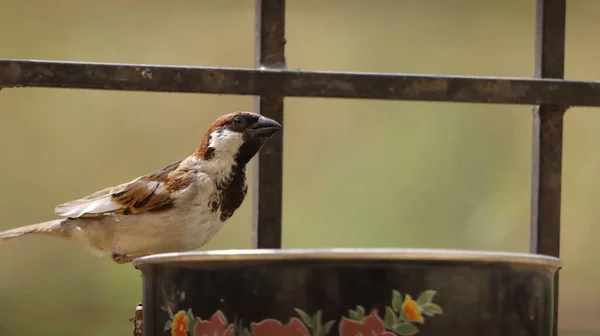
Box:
(232, 116, 245, 127)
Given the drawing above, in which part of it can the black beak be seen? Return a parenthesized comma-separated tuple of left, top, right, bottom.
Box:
(250, 117, 282, 138)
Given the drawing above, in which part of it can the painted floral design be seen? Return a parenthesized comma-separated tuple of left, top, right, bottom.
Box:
(164, 309, 234, 336)
(339, 309, 395, 336)
(250, 317, 310, 336)
(401, 295, 424, 324)
(168, 310, 190, 336)
(292, 309, 336, 336)
(194, 311, 234, 336)
(379, 289, 443, 336)
(163, 289, 442, 336)
(338, 290, 442, 336)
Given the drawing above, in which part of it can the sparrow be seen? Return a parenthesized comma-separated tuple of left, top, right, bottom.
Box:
(0, 111, 282, 264)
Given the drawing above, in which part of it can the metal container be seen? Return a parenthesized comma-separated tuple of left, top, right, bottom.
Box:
(133, 248, 561, 336)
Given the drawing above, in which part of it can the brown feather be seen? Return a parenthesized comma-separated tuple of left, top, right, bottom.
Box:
(194, 113, 238, 159)
(54, 159, 193, 218)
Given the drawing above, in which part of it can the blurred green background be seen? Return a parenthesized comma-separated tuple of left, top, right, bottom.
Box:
(1, 0, 599, 335)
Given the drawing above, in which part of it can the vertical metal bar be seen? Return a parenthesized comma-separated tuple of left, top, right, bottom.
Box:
(252, 0, 286, 248)
(530, 0, 566, 335)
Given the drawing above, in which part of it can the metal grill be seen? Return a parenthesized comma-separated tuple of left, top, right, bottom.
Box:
(0, 1, 590, 334)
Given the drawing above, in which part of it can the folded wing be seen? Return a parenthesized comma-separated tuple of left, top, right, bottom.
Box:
(55, 159, 192, 218)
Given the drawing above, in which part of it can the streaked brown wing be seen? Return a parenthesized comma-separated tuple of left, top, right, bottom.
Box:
(54, 159, 192, 218)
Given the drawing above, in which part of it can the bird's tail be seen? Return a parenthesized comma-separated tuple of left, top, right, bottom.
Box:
(0, 219, 66, 243)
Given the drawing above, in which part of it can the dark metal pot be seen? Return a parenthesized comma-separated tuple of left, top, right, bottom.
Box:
(133, 248, 561, 336)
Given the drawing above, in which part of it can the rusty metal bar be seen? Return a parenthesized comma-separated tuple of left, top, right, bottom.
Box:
(530, 0, 566, 335)
(251, 0, 286, 249)
(2, 59, 600, 106)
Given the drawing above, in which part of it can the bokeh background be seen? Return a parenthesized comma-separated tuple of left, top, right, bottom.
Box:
(1, 1, 599, 335)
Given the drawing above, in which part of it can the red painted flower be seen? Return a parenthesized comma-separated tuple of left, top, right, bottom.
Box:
(250, 317, 310, 336)
(339, 309, 396, 336)
(193, 310, 234, 336)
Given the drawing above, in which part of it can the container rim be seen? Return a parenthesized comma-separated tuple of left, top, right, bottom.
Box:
(132, 248, 562, 268)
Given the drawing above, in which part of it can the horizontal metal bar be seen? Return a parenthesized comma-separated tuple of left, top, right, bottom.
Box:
(2, 59, 600, 106)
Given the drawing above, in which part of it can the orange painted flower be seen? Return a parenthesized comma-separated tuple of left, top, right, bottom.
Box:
(250, 317, 310, 336)
(402, 294, 424, 323)
(171, 310, 189, 336)
(193, 310, 234, 336)
(339, 309, 395, 336)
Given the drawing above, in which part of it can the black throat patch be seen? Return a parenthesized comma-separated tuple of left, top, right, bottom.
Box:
(213, 165, 248, 222)
(209, 133, 264, 222)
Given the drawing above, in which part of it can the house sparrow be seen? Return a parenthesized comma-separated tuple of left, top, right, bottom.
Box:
(0, 111, 281, 264)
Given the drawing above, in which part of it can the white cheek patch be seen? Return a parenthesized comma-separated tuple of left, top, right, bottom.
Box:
(208, 129, 244, 153)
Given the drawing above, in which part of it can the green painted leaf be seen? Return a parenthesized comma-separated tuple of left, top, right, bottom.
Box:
(234, 321, 251, 336)
(295, 308, 313, 328)
(393, 322, 419, 336)
(422, 303, 444, 316)
(167, 307, 174, 319)
(384, 306, 396, 329)
(164, 320, 172, 331)
(186, 309, 195, 334)
(392, 290, 403, 312)
(321, 320, 335, 336)
(349, 310, 363, 322)
(416, 290, 437, 306)
(312, 310, 322, 329)
(356, 305, 366, 319)
(399, 309, 408, 322)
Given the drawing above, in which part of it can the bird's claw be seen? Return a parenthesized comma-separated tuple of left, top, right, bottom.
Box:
(111, 251, 134, 264)
(130, 302, 143, 336)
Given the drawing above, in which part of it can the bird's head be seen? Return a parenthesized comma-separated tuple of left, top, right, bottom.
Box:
(195, 111, 282, 166)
